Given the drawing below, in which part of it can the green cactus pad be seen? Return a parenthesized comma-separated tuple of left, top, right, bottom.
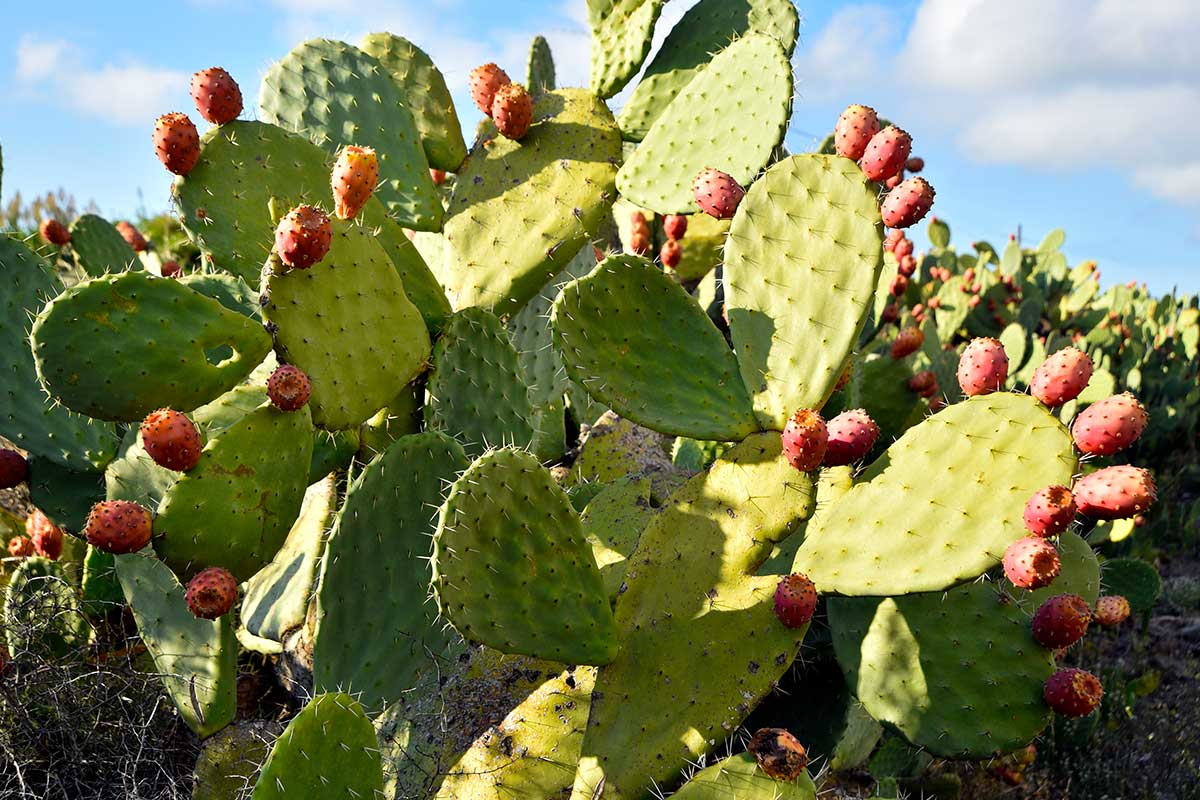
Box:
(358, 380, 423, 459)
(261, 220, 431, 430)
(617, 0, 799, 141)
(673, 213, 730, 282)
(527, 34, 557, 93)
(252, 692, 383, 799)
(793, 393, 1077, 595)
(580, 475, 655, 600)
(725, 155, 884, 429)
(105, 427, 178, 509)
(1101, 557, 1161, 614)
(553, 255, 758, 440)
(153, 403, 314, 582)
(1025, 531, 1100, 608)
(838, 354, 922, 451)
(0, 235, 118, 471)
(31, 271, 271, 421)
(69, 213, 138, 277)
(26, 455, 106, 533)
(572, 434, 814, 800)
(759, 465, 854, 575)
(360, 33, 468, 173)
(116, 552, 237, 737)
(616, 34, 791, 214)
(313, 433, 469, 713)
(426, 308, 535, 458)
(192, 721, 281, 800)
(81, 543, 123, 616)
(670, 753, 816, 800)
(4, 556, 88, 659)
(829, 580, 1055, 758)
(443, 89, 621, 315)
(587, 0, 667, 98)
(432, 447, 617, 664)
(179, 272, 259, 318)
(260, 38, 442, 230)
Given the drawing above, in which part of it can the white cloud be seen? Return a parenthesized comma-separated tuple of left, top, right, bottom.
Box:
(1133, 162, 1200, 206)
(15, 35, 71, 81)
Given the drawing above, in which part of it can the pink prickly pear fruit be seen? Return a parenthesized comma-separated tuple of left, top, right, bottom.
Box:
(748, 728, 809, 780)
(185, 567, 238, 619)
(469, 63, 511, 116)
(628, 229, 652, 256)
(1003, 536, 1061, 590)
(1071, 392, 1147, 456)
(161, 260, 182, 278)
(662, 214, 688, 241)
(881, 303, 899, 324)
(1031, 593, 1091, 648)
(822, 409, 880, 466)
(956, 337, 1008, 396)
(905, 156, 924, 173)
(859, 126, 912, 182)
(1072, 466, 1155, 519)
(692, 169, 745, 219)
(781, 409, 828, 472)
(881, 177, 935, 229)
(492, 83, 533, 140)
(963, 268, 976, 283)
(898, 254, 916, 276)
(429, 168, 447, 185)
(7, 536, 33, 558)
(883, 229, 903, 252)
(630, 211, 649, 237)
(191, 67, 242, 125)
(275, 205, 332, 269)
(893, 236, 914, 260)
(140, 409, 203, 472)
(773, 573, 818, 628)
(26, 509, 62, 560)
(833, 104, 880, 161)
(1093, 595, 1131, 626)
(268, 365, 311, 412)
(967, 295, 981, 308)
(907, 370, 938, 397)
(1023, 485, 1076, 537)
(331, 145, 379, 220)
(116, 221, 148, 252)
(660, 238, 682, 269)
(927, 296, 941, 309)
(153, 112, 201, 175)
(84, 500, 153, 555)
(1044, 668, 1102, 717)
(39, 218, 70, 246)
(885, 170, 905, 190)
(0, 449, 29, 489)
(890, 327, 923, 358)
(890, 274, 908, 296)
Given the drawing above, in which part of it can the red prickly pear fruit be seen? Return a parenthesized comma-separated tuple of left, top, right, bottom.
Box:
(890, 327, 923, 358)
(781, 409, 828, 472)
(140, 409, 203, 472)
(1070, 392, 1147, 456)
(331, 145, 379, 220)
(822, 409, 879, 466)
(773, 573, 818, 628)
(161, 260, 182, 278)
(963, 268, 976, 283)
(859, 126, 912, 182)
(191, 67, 242, 125)
(469, 63, 511, 116)
(967, 295, 981, 308)
(492, 83, 533, 140)
(662, 214, 688, 241)
(630, 211, 649, 237)
(1031, 593, 1091, 648)
(881, 303, 899, 323)
(905, 156, 924, 173)
(7, 536, 34, 558)
(185, 567, 238, 620)
(153, 112, 201, 175)
(1023, 485, 1076, 537)
(1036, 347, 1086, 400)
(659, 238, 682, 269)
(26, 509, 63, 560)
(898, 254, 916, 276)
(593, 245, 605, 262)
(885, 170, 905, 190)
(884, 229, 903, 251)
(429, 168, 447, 185)
(267, 365, 312, 412)
(907, 370, 938, 397)
(1093, 595, 1131, 626)
(629, 229, 652, 256)
(927, 297, 941, 309)
(1072, 466, 1156, 519)
(748, 727, 809, 780)
(1044, 668, 1102, 717)
(912, 303, 925, 317)
(956, 337, 1008, 396)
(833, 104, 880, 162)
(116, 221, 148, 252)
(0, 449, 29, 489)
(39, 218, 70, 246)
(890, 274, 908, 296)
(692, 169, 745, 219)
(1003, 536, 1061, 590)
(275, 205, 332, 269)
(893, 236, 914, 260)
(84, 500, 153, 555)
(881, 177, 935, 229)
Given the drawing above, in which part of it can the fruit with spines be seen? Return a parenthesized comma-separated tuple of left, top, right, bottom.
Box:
(660, 238, 681, 269)
(1044, 668, 1102, 717)
(492, 83, 533, 140)
(185, 567, 238, 619)
(957, 337, 1009, 396)
(692, 168, 744, 219)
(881, 177, 935, 228)
(39, 219, 70, 246)
(267, 365, 311, 412)
(26, 509, 62, 560)
(1031, 593, 1091, 648)
(908, 370, 938, 397)
(190, 67, 242, 124)
(823, 409, 880, 465)
(834, 104, 880, 161)
(1003, 536, 1061, 590)
(469, 62, 511, 115)
(773, 573, 817, 628)
(890, 274, 908, 296)
(1073, 466, 1156, 519)
(1030, 347, 1093, 406)
(7, 536, 33, 558)
(891, 327, 923, 358)
(274, 205, 331, 269)
(662, 214, 687, 240)
(894, 236, 913, 259)
(1071, 392, 1148, 456)
(152, 112, 200, 175)
(1023, 485, 1076, 537)
(747, 728, 808, 780)
(859, 125, 911, 182)
(116, 221, 147, 252)
(161, 260, 181, 277)
(331, 145, 379, 220)
(1093, 595, 1130, 626)
(140, 408, 203, 472)
(429, 168, 446, 185)
(84, 500, 153, 555)
(0, 449, 28, 489)
(781, 409, 827, 472)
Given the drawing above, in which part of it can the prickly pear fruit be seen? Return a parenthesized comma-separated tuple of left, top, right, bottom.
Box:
(152, 112, 201, 175)
(26, 509, 62, 560)
(890, 274, 909, 296)
(39, 218, 70, 246)
(140, 409, 203, 472)
(1043, 668, 1102, 717)
(1030, 347, 1093, 406)
(884, 229, 903, 251)
(185, 567, 238, 620)
(881, 177, 935, 229)
(1031, 593, 1091, 648)
(748, 728, 809, 780)
(1072, 466, 1156, 519)
(1071, 393, 1147, 456)
(890, 327, 924, 358)
(628, 229, 651, 256)
(894, 236, 914, 260)
(0, 449, 28, 489)
(834, 104, 880, 161)
(429, 168, 447, 185)
(469, 63, 511, 116)
(957, 337, 1008, 396)
(823, 409, 880, 466)
(1093, 595, 1131, 627)
(492, 83, 533, 140)
(161, 260, 182, 278)
(692, 169, 745, 219)
(274, 205, 331, 270)
(773, 573, 818, 628)
(905, 156, 924, 173)
(662, 214, 687, 241)
(781, 409, 828, 472)
(84, 500, 153, 555)
(7, 536, 33, 558)
(191, 67, 242, 125)
(659, 238, 682, 269)
(116, 221, 148, 252)
(907, 370, 938, 398)
(859, 126, 912, 182)
(331, 145, 379, 220)
(1003, 536, 1061, 590)
(897, 254, 916, 277)
(267, 365, 311, 412)
(1023, 485, 1076, 537)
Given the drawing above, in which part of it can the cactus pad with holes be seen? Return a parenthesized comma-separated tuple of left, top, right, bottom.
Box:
(69, 214, 138, 277)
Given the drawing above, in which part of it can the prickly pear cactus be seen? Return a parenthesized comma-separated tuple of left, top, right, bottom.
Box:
(69, 213, 138, 276)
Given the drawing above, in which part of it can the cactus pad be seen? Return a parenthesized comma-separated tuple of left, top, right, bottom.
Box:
(4, 556, 88, 659)
(580, 475, 655, 600)
(1025, 530, 1100, 608)
(670, 752, 816, 800)
(69, 213, 137, 277)
(527, 34, 557, 93)
(179, 272, 259, 318)
(588, 0, 667, 98)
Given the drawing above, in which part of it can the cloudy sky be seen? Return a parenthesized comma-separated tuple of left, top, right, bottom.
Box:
(1, 0, 1196, 292)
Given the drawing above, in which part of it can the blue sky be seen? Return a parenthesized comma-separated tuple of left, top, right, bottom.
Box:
(1, 0, 1196, 293)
